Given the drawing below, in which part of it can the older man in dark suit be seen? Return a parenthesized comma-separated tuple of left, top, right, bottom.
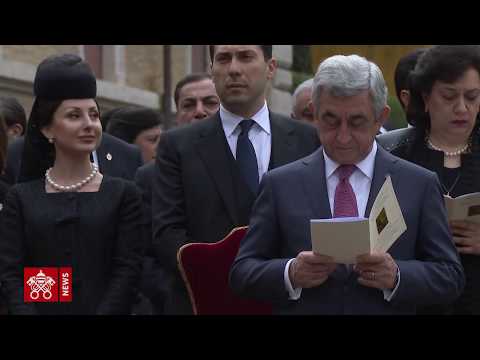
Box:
(229, 54, 464, 314)
(152, 45, 321, 314)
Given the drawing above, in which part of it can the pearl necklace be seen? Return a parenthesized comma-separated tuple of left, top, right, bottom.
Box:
(45, 163, 98, 192)
(427, 138, 469, 157)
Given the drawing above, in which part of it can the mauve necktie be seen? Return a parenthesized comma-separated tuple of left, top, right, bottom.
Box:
(333, 165, 358, 217)
(236, 119, 259, 194)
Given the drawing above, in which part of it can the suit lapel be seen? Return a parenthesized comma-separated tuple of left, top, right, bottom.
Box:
(196, 114, 239, 224)
(364, 145, 398, 218)
(96, 139, 115, 176)
(269, 113, 296, 169)
(301, 148, 332, 219)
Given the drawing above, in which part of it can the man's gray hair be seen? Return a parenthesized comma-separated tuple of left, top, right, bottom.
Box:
(312, 54, 388, 119)
(292, 78, 314, 101)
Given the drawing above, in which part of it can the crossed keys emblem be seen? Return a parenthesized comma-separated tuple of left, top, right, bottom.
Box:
(26, 270, 56, 300)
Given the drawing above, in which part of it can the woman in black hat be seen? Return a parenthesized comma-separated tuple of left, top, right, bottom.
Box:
(0, 54, 144, 315)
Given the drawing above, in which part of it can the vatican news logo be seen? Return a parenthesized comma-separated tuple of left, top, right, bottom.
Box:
(24, 268, 72, 303)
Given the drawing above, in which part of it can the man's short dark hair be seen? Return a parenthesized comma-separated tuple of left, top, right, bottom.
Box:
(174, 73, 212, 107)
(394, 48, 426, 105)
(209, 45, 273, 62)
(0, 96, 27, 135)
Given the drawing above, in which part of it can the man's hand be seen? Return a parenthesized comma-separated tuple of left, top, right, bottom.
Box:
(450, 220, 480, 255)
(289, 251, 337, 289)
(355, 253, 398, 290)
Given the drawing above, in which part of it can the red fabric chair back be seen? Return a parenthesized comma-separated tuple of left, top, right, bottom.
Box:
(177, 227, 272, 315)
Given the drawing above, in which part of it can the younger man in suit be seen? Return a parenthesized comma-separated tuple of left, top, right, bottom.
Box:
(152, 45, 320, 314)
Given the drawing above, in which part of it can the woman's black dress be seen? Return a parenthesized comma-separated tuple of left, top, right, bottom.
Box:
(0, 175, 144, 315)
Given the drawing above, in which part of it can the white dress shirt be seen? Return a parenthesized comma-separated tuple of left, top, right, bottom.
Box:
(284, 141, 400, 301)
(91, 150, 99, 168)
(220, 102, 271, 182)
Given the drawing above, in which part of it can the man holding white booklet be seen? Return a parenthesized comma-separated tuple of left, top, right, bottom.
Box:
(229, 54, 465, 314)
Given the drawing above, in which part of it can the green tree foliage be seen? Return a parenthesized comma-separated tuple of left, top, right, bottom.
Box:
(292, 45, 314, 92)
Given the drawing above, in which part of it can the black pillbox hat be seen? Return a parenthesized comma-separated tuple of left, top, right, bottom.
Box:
(33, 53, 97, 100)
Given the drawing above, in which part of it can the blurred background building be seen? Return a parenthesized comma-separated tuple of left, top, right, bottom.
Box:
(0, 45, 431, 129)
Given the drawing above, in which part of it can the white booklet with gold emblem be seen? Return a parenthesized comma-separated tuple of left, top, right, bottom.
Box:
(444, 192, 480, 223)
(310, 176, 407, 264)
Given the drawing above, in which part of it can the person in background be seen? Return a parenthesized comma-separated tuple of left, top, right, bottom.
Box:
(394, 48, 427, 113)
(134, 75, 218, 314)
(106, 106, 164, 163)
(174, 73, 220, 126)
(378, 45, 480, 314)
(106, 105, 165, 314)
(291, 78, 314, 123)
(0, 96, 26, 143)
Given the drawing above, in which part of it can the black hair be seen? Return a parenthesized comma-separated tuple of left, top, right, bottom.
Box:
(106, 106, 164, 144)
(209, 45, 273, 62)
(174, 73, 212, 107)
(19, 99, 63, 182)
(101, 107, 124, 131)
(404, 45, 480, 166)
(393, 48, 426, 108)
(0, 96, 27, 135)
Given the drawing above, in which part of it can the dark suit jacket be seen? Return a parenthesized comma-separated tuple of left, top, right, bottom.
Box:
(2, 133, 143, 185)
(152, 111, 321, 314)
(134, 162, 169, 313)
(229, 145, 465, 314)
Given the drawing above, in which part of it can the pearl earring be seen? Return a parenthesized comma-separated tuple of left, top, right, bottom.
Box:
(48, 138, 55, 144)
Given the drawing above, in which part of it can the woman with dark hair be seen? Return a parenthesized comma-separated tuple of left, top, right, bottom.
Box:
(0, 54, 144, 315)
(106, 106, 163, 163)
(378, 45, 480, 314)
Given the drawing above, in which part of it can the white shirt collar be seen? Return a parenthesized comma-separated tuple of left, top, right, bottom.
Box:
(220, 102, 271, 137)
(324, 141, 378, 180)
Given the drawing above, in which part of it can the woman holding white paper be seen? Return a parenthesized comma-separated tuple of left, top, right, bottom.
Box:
(378, 45, 480, 314)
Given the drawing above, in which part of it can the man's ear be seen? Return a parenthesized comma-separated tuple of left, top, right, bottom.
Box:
(400, 89, 410, 110)
(6, 123, 24, 138)
(378, 105, 391, 127)
(40, 126, 52, 141)
(266, 58, 277, 80)
(309, 101, 317, 121)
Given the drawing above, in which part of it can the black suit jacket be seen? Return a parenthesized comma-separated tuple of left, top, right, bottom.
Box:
(152, 111, 321, 314)
(2, 133, 143, 185)
(0, 176, 144, 315)
(134, 162, 169, 313)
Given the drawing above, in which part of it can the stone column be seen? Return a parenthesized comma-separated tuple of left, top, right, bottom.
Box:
(268, 45, 293, 116)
